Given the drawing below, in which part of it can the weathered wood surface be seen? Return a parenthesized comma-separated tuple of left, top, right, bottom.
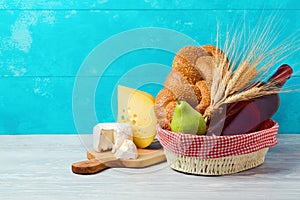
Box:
(1, 0, 300, 10)
(0, 134, 299, 199)
(0, 1, 300, 134)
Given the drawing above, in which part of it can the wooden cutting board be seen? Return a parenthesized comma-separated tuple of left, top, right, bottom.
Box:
(72, 140, 166, 174)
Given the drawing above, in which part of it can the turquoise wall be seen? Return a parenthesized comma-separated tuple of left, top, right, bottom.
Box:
(0, 0, 299, 134)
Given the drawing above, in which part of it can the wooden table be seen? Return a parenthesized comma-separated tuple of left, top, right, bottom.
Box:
(1, 134, 299, 200)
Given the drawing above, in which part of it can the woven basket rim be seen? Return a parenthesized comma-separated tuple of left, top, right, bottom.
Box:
(157, 119, 278, 159)
(157, 119, 278, 139)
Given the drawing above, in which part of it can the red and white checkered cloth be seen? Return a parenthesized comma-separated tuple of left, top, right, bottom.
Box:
(157, 120, 278, 159)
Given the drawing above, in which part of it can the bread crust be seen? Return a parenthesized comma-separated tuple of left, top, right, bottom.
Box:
(154, 45, 227, 130)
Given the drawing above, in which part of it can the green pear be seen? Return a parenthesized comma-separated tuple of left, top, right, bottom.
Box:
(197, 113, 207, 135)
(171, 100, 207, 135)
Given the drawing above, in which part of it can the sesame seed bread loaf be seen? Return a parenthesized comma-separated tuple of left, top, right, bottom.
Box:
(154, 45, 227, 130)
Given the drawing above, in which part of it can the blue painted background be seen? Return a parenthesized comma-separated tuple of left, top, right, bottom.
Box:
(0, 0, 299, 134)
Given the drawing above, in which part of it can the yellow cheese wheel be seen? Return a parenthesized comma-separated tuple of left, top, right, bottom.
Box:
(118, 85, 157, 148)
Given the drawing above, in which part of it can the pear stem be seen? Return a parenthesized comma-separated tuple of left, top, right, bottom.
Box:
(176, 99, 181, 105)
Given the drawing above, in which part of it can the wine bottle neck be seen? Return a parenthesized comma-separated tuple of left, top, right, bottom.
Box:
(268, 64, 293, 87)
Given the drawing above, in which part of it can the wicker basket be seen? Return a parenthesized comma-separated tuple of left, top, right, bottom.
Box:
(157, 120, 278, 175)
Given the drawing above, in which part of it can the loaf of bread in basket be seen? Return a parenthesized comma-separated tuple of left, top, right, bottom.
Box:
(154, 45, 227, 130)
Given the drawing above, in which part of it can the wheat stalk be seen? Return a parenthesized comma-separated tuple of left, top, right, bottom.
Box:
(224, 86, 279, 104)
(225, 60, 252, 96)
(204, 12, 299, 120)
(231, 65, 257, 93)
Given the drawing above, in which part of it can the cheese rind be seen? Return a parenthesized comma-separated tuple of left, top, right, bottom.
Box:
(93, 123, 132, 152)
(112, 123, 132, 153)
(114, 139, 138, 159)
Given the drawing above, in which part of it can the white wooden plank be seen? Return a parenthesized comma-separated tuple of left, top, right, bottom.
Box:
(0, 134, 299, 200)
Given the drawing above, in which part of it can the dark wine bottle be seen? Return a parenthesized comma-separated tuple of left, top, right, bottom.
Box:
(208, 64, 293, 136)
